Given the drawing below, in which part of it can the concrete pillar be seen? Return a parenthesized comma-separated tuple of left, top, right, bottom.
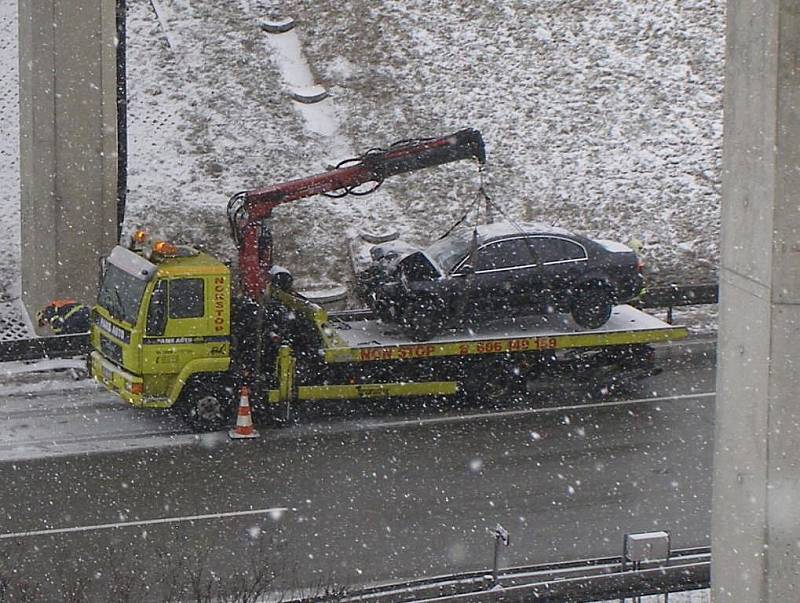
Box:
(712, 1, 800, 601)
(18, 0, 119, 327)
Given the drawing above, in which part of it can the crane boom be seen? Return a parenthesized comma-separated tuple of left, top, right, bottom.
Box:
(227, 128, 486, 301)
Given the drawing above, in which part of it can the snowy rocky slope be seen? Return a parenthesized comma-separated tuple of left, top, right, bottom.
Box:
(1, 0, 724, 317)
(123, 0, 724, 290)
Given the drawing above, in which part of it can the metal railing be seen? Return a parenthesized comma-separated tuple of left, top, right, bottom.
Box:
(634, 283, 718, 324)
(0, 333, 91, 363)
(638, 283, 718, 307)
(0, 284, 719, 364)
(295, 547, 710, 603)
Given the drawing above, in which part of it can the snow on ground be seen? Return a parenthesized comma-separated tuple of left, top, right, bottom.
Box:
(281, 0, 724, 286)
(121, 0, 724, 289)
(0, 0, 723, 328)
(0, 4, 720, 592)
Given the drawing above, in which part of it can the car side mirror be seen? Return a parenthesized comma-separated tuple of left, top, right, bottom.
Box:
(459, 264, 474, 275)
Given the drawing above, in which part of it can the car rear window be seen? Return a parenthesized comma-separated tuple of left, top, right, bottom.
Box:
(528, 237, 586, 263)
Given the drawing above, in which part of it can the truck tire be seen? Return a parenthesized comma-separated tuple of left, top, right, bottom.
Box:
(571, 285, 613, 329)
(179, 380, 235, 432)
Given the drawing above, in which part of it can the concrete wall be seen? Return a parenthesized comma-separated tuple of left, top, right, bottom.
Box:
(713, 1, 800, 600)
(18, 0, 119, 327)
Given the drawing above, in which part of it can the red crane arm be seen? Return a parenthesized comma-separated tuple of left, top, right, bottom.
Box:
(242, 128, 485, 220)
(227, 128, 486, 301)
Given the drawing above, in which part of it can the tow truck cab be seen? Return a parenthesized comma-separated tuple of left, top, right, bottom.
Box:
(90, 243, 231, 409)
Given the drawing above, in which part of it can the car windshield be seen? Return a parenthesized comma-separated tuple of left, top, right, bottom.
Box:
(97, 263, 148, 325)
(425, 229, 474, 274)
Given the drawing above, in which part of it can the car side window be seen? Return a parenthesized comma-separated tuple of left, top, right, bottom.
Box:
(556, 239, 586, 261)
(169, 278, 205, 319)
(528, 237, 586, 264)
(475, 238, 535, 272)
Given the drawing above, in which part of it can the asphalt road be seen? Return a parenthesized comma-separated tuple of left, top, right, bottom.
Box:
(0, 359, 715, 598)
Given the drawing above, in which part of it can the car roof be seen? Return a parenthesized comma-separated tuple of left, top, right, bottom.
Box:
(473, 221, 576, 243)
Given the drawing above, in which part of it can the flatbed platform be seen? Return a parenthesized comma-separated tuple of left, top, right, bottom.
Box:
(320, 305, 687, 363)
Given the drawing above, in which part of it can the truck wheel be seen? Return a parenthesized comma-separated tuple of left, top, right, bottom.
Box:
(571, 286, 613, 329)
(180, 381, 235, 432)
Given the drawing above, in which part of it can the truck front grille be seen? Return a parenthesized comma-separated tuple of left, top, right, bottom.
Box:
(100, 336, 123, 365)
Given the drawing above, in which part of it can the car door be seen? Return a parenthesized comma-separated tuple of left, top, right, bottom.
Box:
(455, 237, 537, 313)
(526, 236, 588, 309)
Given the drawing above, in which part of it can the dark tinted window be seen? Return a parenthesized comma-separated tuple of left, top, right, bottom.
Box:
(169, 278, 205, 319)
(528, 237, 586, 264)
(475, 238, 536, 271)
(146, 280, 168, 335)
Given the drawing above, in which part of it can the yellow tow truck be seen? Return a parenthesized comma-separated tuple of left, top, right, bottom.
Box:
(90, 129, 687, 430)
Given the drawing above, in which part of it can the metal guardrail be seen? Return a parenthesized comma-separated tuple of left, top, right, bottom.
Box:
(0, 284, 719, 364)
(0, 333, 90, 363)
(633, 283, 719, 325)
(637, 283, 718, 307)
(296, 548, 710, 603)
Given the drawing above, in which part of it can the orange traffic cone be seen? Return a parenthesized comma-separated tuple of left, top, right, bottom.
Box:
(229, 385, 259, 439)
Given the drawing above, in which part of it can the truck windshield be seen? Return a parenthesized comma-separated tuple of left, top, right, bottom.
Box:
(97, 264, 148, 325)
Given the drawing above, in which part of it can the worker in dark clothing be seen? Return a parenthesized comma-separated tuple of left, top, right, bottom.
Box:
(36, 300, 90, 334)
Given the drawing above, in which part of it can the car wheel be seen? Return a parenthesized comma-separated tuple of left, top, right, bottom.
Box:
(571, 285, 613, 329)
(179, 380, 235, 432)
(400, 296, 445, 341)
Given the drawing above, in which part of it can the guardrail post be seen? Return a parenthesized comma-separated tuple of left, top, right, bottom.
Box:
(490, 524, 509, 587)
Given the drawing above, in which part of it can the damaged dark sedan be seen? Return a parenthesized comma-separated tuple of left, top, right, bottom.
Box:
(355, 222, 645, 340)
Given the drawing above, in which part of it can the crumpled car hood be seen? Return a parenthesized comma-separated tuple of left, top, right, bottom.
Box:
(369, 239, 422, 267)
